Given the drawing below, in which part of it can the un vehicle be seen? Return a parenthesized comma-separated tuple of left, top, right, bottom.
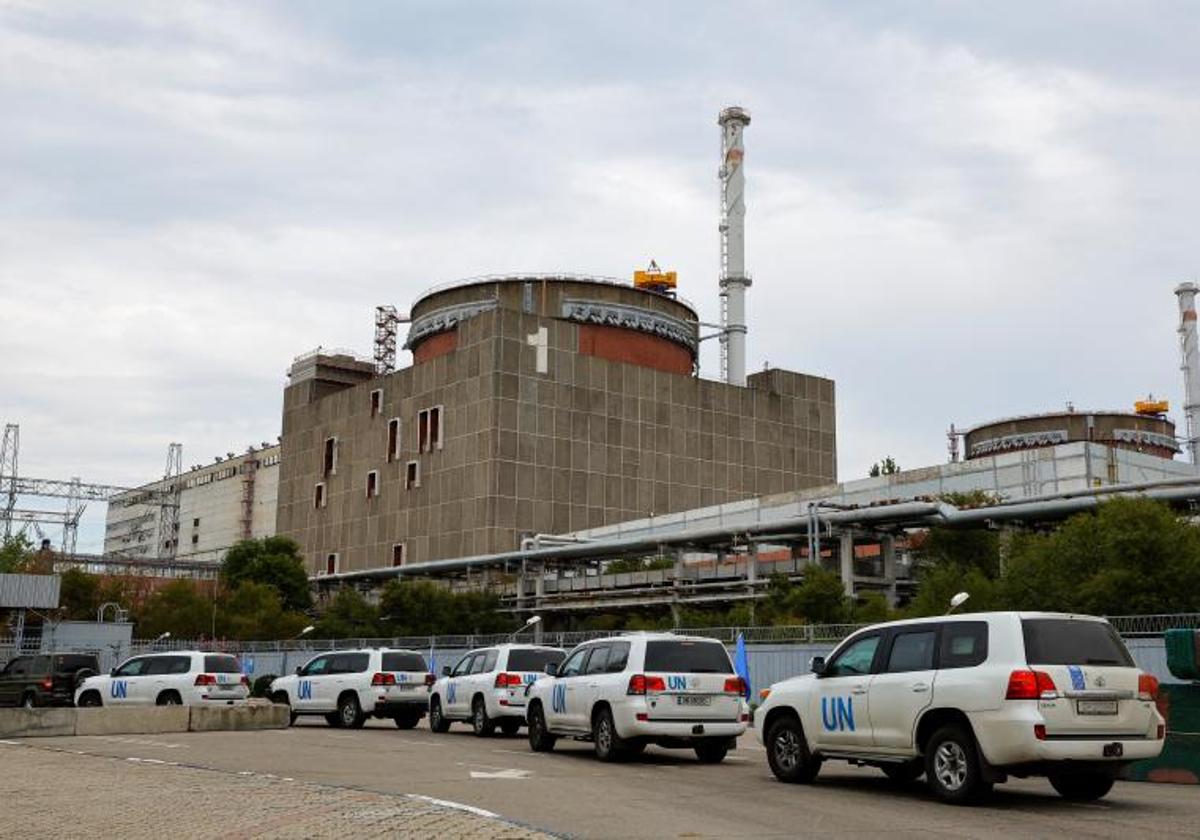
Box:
(75, 652, 248, 707)
(755, 612, 1165, 804)
(270, 648, 433, 728)
(524, 633, 749, 762)
(429, 644, 565, 736)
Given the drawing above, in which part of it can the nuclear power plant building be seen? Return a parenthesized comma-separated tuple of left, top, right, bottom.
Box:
(277, 275, 836, 577)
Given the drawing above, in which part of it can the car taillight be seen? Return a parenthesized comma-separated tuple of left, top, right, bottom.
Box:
(240, 675, 250, 688)
(194, 674, 217, 686)
(1034, 724, 1046, 741)
(723, 677, 745, 695)
(1138, 673, 1159, 701)
(494, 672, 522, 688)
(627, 674, 666, 695)
(41, 678, 54, 690)
(1006, 669, 1057, 700)
(371, 672, 396, 687)
(1157, 723, 1166, 740)
(424, 673, 436, 687)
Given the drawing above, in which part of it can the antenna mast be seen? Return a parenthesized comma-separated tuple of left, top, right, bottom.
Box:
(718, 105, 752, 386)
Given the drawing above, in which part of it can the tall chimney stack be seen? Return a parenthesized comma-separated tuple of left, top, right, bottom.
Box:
(1176, 282, 1200, 466)
(718, 106, 751, 386)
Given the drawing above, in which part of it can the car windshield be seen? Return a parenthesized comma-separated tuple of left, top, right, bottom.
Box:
(1022, 619, 1134, 667)
(644, 640, 733, 674)
(507, 649, 565, 672)
(382, 652, 427, 672)
(204, 655, 241, 674)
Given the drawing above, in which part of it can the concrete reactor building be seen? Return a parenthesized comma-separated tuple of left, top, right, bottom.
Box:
(276, 274, 836, 578)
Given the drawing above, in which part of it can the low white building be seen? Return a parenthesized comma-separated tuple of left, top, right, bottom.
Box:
(103, 444, 280, 563)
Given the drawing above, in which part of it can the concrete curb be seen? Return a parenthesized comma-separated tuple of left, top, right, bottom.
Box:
(0, 704, 289, 738)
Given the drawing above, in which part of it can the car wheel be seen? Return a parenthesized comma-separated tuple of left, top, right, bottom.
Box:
(499, 719, 521, 737)
(338, 694, 365, 729)
(271, 692, 297, 726)
(77, 691, 102, 708)
(472, 697, 496, 737)
(882, 760, 924, 783)
(528, 704, 557, 752)
(394, 713, 421, 730)
(156, 691, 182, 706)
(925, 724, 992, 805)
(593, 707, 627, 762)
(429, 698, 451, 733)
(21, 693, 37, 710)
(765, 716, 822, 783)
(694, 741, 729, 764)
(1049, 771, 1115, 801)
(325, 712, 342, 728)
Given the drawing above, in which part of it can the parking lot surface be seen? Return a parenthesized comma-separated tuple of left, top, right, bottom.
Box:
(10, 719, 1200, 838)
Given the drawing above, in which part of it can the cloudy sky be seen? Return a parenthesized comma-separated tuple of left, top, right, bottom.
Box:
(3, 1, 1198, 551)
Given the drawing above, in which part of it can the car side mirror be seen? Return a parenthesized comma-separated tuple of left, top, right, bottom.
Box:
(295, 666, 303, 676)
(810, 656, 826, 677)
(544, 663, 558, 677)
(441, 666, 451, 677)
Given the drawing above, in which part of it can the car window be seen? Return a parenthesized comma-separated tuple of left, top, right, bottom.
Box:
(886, 630, 937, 673)
(30, 655, 51, 673)
(479, 650, 498, 673)
(644, 641, 733, 674)
(382, 652, 427, 672)
(605, 642, 631, 673)
(204, 655, 241, 674)
(114, 657, 151, 677)
(145, 656, 191, 676)
(940, 621, 989, 669)
(558, 647, 590, 678)
(583, 645, 611, 675)
(302, 655, 332, 676)
(506, 649, 564, 673)
(452, 654, 476, 677)
(334, 653, 370, 674)
(2, 656, 30, 676)
(826, 634, 880, 678)
(55, 655, 99, 674)
(1022, 619, 1134, 667)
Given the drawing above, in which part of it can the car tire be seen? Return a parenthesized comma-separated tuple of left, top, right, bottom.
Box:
(429, 698, 451, 733)
(528, 704, 557, 752)
(77, 691, 102, 708)
(21, 693, 37, 710)
(271, 692, 297, 726)
(156, 691, 182, 706)
(765, 715, 822, 783)
(882, 760, 924, 783)
(472, 697, 496, 737)
(694, 741, 729, 764)
(1049, 771, 1115, 802)
(325, 712, 342, 728)
(925, 723, 992, 805)
(593, 706, 628, 762)
(499, 719, 521, 737)
(394, 713, 421, 730)
(338, 694, 365, 729)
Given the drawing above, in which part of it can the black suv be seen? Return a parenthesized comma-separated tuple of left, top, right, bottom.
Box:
(0, 653, 101, 708)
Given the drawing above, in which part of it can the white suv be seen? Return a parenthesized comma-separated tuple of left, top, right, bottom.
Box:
(75, 652, 249, 707)
(755, 612, 1165, 803)
(269, 649, 433, 729)
(524, 633, 749, 763)
(429, 644, 565, 737)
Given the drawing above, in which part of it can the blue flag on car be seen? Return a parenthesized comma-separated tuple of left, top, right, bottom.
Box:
(734, 633, 751, 700)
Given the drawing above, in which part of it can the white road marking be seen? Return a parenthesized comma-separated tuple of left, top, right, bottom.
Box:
(469, 768, 531, 780)
(408, 794, 498, 818)
(0, 740, 20, 746)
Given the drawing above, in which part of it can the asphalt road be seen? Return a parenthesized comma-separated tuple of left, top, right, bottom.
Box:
(17, 718, 1200, 838)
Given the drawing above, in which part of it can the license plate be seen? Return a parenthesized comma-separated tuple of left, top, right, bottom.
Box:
(1103, 742, 1124, 757)
(676, 695, 712, 707)
(1077, 699, 1118, 715)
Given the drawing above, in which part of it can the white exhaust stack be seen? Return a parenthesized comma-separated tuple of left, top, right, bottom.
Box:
(718, 106, 752, 386)
(1176, 282, 1200, 467)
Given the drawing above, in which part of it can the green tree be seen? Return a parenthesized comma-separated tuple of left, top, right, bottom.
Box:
(605, 556, 674, 574)
(221, 537, 312, 612)
(907, 563, 1001, 617)
(0, 533, 33, 573)
(790, 566, 851, 624)
(137, 580, 215, 638)
(58, 568, 101, 620)
(219, 582, 308, 641)
(377, 580, 508, 636)
(868, 456, 900, 478)
(312, 587, 384, 638)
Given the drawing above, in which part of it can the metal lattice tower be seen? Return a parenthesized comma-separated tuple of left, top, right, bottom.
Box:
(373, 306, 412, 375)
(1, 423, 17, 538)
(717, 106, 752, 386)
(157, 442, 183, 559)
(63, 477, 84, 555)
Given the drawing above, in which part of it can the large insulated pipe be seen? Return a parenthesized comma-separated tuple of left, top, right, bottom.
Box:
(719, 106, 752, 386)
(1176, 282, 1200, 467)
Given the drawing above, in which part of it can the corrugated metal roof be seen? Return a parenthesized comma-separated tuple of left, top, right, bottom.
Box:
(0, 573, 61, 609)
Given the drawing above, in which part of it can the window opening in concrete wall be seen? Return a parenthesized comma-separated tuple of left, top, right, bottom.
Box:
(193, 518, 200, 527)
(431, 405, 443, 450)
(191, 534, 199, 545)
(325, 553, 338, 575)
(418, 410, 429, 452)
(366, 470, 379, 498)
(387, 418, 400, 462)
(370, 389, 383, 417)
(392, 543, 406, 567)
(314, 483, 326, 509)
(323, 437, 338, 475)
(405, 461, 420, 489)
